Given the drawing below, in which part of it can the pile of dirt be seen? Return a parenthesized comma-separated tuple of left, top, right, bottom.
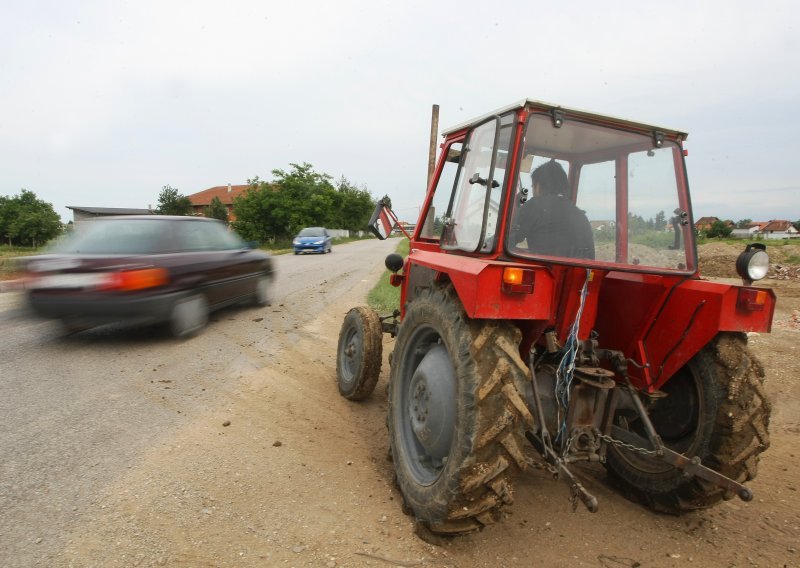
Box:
(699, 241, 800, 280)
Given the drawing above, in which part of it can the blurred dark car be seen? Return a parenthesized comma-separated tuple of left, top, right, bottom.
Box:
(292, 227, 332, 254)
(25, 216, 274, 337)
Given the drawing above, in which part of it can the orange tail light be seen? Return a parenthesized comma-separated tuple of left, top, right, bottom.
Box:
(502, 267, 535, 294)
(99, 268, 169, 291)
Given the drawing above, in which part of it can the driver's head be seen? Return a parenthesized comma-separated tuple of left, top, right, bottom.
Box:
(531, 160, 568, 197)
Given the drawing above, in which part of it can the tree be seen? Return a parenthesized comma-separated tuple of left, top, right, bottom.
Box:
(334, 176, 377, 232)
(232, 163, 374, 242)
(204, 196, 229, 222)
(654, 210, 667, 231)
(155, 185, 193, 215)
(0, 189, 62, 247)
(707, 219, 733, 238)
(736, 218, 753, 229)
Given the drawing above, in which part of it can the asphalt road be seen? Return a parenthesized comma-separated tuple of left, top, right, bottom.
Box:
(0, 237, 398, 567)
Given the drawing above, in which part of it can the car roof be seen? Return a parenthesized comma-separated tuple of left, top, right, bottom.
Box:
(90, 215, 222, 223)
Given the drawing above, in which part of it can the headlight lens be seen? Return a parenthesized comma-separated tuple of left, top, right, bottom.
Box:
(293, 238, 300, 245)
(736, 244, 769, 283)
(747, 250, 769, 280)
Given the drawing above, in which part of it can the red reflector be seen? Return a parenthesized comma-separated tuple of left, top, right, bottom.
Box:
(737, 288, 767, 312)
(502, 267, 535, 294)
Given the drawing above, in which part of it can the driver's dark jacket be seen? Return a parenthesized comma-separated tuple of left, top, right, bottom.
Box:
(515, 194, 595, 259)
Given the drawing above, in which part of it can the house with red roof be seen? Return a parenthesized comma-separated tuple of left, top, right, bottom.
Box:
(694, 216, 720, 232)
(760, 220, 799, 239)
(186, 184, 253, 221)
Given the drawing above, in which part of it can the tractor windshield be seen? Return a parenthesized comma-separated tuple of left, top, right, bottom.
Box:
(506, 113, 694, 273)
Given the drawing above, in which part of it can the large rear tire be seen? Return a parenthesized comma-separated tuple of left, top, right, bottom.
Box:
(336, 306, 383, 400)
(606, 332, 771, 513)
(388, 285, 532, 535)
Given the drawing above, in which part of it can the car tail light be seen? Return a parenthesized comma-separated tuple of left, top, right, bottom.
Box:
(736, 288, 768, 312)
(502, 267, 535, 294)
(98, 268, 169, 291)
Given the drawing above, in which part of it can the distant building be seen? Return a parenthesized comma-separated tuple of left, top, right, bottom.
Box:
(760, 220, 799, 239)
(67, 206, 152, 224)
(694, 216, 719, 232)
(590, 220, 615, 231)
(186, 184, 254, 221)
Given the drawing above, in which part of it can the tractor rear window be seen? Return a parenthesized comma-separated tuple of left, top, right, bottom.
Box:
(506, 114, 693, 273)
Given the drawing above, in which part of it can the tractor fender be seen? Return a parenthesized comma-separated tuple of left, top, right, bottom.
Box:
(634, 280, 775, 390)
(404, 250, 556, 321)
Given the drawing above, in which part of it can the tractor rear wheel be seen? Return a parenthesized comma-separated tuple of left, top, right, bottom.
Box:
(388, 285, 532, 534)
(606, 332, 771, 513)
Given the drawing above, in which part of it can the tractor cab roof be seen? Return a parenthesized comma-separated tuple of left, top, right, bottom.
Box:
(441, 98, 688, 140)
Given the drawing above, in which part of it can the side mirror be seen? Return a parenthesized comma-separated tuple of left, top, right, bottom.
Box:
(385, 253, 404, 273)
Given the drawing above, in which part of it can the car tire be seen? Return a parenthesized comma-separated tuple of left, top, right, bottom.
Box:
(60, 318, 92, 334)
(169, 294, 209, 338)
(253, 275, 272, 307)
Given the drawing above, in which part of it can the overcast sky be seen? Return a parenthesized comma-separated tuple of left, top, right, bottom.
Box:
(2, 0, 798, 224)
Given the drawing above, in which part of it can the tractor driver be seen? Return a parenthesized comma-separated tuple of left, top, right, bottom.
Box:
(514, 160, 595, 259)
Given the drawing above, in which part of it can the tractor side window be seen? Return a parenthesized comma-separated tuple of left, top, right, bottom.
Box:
(420, 143, 462, 239)
(441, 114, 511, 253)
(442, 119, 498, 251)
(481, 118, 513, 251)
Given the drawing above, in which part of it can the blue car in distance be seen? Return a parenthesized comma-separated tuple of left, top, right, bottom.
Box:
(293, 227, 333, 255)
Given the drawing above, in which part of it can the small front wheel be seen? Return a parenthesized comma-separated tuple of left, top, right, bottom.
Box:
(336, 306, 383, 400)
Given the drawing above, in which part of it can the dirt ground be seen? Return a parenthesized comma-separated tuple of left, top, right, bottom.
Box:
(31, 242, 800, 567)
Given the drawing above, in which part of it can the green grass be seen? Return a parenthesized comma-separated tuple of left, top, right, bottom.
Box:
(367, 239, 409, 314)
(0, 245, 37, 279)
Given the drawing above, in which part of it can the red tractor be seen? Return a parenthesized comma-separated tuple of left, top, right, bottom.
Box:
(336, 99, 774, 535)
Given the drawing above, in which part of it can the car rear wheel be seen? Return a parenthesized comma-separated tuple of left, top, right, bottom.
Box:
(253, 275, 272, 306)
(170, 294, 209, 338)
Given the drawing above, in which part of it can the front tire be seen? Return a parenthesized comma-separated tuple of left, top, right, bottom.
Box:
(388, 285, 531, 534)
(336, 306, 383, 400)
(606, 332, 771, 513)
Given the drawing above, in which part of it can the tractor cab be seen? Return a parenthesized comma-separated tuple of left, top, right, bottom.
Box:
(418, 100, 693, 272)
